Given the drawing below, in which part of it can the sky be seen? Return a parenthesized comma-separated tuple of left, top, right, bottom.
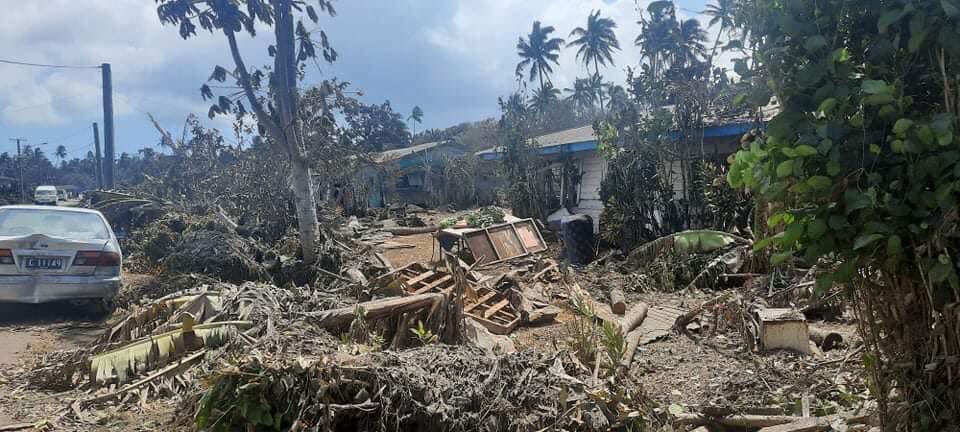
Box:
(0, 0, 716, 159)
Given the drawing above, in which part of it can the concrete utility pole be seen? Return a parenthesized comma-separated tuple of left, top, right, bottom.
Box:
(101, 63, 115, 188)
(8, 138, 25, 201)
(92, 122, 103, 189)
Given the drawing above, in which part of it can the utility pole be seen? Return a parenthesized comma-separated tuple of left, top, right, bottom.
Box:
(92, 122, 103, 189)
(101, 63, 115, 188)
(8, 138, 25, 202)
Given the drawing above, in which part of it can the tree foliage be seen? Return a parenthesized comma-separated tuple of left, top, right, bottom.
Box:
(727, 0, 960, 427)
(516, 21, 565, 92)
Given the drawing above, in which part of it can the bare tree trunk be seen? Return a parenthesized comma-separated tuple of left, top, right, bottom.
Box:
(272, 0, 320, 264)
(594, 57, 605, 113)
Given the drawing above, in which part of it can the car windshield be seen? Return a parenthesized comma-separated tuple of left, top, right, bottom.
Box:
(0, 209, 110, 240)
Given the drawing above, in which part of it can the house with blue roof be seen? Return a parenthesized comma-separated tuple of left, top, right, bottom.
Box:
(475, 106, 774, 233)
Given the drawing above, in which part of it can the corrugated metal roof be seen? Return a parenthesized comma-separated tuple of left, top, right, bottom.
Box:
(373, 141, 446, 163)
(531, 125, 596, 148)
(475, 125, 596, 156)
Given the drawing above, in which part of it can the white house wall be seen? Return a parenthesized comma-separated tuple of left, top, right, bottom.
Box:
(572, 150, 606, 234)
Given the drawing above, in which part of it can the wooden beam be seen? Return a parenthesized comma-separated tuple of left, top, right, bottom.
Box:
(414, 275, 452, 294)
(404, 271, 436, 287)
(484, 299, 510, 319)
(465, 292, 497, 313)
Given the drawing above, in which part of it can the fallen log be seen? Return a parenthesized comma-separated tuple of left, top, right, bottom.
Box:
(809, 326, 843, 351)
(384, 226, 439, 236)
(618, 303, 650, 369)
(621, 303, 649, 333)
(303, 293, 445, 330)
(620, 329, 643, 369)
(674, 413, 801, 428)
(609, 288, 626, 315)
(756, 412, 874, 432)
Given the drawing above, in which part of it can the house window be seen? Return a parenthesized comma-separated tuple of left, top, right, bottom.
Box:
(396, 172, 424, 189)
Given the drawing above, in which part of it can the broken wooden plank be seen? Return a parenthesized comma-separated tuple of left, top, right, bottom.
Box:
(531, 264, 558, 281)
(484, 299, 511, 319)
(465, 292, 498, 313)
(404, 270, 436, 287)
(414, 275, 453, 294)
(304, 293, 445, 329)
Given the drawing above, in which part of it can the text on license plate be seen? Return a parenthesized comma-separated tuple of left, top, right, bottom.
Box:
(24, 256, 63, 269)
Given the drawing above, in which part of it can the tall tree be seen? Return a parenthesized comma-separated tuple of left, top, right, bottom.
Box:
(527, 81, 560, 114)
(55, 145, 67, 167)
(156, 0, 339, 264)
(634, 1, 677, 85)
(516, 21, 565, 93)
(702, 0, 736, 67)
(567, 10, 620, 111)
(339, 99, 410, 151)
(408, 105, 423, 138)
(564, 77, 598, 117)
(673, 18, 707, 69)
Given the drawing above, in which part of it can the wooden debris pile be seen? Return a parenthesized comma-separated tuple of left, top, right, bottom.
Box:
(193, 345, 656, 432)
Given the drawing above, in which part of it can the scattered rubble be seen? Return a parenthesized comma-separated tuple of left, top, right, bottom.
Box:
(0, 197, 875, 431)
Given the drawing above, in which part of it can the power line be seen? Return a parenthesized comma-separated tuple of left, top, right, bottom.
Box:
(0, 58, 101, 70)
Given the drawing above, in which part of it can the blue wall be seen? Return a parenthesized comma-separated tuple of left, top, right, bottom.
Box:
(479, 121, 757, 161)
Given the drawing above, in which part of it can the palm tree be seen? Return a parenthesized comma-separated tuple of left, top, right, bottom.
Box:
(408, 105, 423, 138)
(565, 77, 597, 117)
(55, 145, 67, 166)
(703, 0, 736, 65)
(568, 10, 620, 111)
(635, 2, 677, 83)
(528, 82, 561, 114)
(673, 18, 708, 69)
(516, 21, 565, 93)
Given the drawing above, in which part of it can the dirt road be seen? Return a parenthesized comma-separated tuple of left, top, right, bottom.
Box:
(0, 302, 107, 425)
(0, 273, 155, 426)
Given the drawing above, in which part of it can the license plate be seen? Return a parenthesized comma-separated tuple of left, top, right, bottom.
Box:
(24, 256, 63, 269)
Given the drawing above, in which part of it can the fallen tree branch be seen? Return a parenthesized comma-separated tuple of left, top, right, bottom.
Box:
(673, 292, 731, 334)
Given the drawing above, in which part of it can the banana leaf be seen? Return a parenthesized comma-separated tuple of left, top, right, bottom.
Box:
(90, 320, 252, 385)
(627, 230, 750, 265)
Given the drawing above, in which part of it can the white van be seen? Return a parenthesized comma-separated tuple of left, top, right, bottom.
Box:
(34, 185, 58, 205)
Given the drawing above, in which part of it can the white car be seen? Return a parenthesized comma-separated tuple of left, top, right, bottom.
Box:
(34, 185, 58, 205)
(0, 206, 122, 307)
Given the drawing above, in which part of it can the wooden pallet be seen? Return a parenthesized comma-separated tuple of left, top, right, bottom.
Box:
(382, 263, 520, 334)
